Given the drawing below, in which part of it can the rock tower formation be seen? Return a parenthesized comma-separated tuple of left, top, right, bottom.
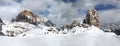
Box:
(85, 9, 100, 28)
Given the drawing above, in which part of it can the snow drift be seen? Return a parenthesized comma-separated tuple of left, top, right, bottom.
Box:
(0, 22, 120, 46)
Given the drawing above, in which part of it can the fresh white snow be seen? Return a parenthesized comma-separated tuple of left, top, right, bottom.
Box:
(0, 22, 120, 46)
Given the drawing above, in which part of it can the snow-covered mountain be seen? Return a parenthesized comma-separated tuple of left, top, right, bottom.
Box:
(0, 9, 120, 46)
(0, 22, 120, 46)
(101, 23, 120, 32)
(0, 21, 94, 37)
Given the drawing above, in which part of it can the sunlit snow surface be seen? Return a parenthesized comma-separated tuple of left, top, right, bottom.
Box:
(0, 22, 120, 46)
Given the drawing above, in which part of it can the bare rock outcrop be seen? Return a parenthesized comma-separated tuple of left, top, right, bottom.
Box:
(12, 9, 43, 25)
(85, 9, 100, 28)
(0, 18, 5, 36)
(70, 20, 80, 29)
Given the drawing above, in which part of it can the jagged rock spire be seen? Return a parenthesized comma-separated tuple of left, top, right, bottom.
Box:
(12, 9, 40, 25)
(12, 9, 55, 27)
(85, 9, 100, 28)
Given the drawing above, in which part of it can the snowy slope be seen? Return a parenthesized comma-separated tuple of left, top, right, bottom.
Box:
(2, 22, 36, 36)
(0, 22, 120, 46)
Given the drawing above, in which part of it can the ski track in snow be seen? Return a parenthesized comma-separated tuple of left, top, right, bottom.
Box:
(0, 22, 120, 46)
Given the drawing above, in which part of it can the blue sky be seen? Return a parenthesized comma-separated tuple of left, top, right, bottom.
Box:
(0, 0, 120, 26)
(95, 4, 118, 11)
(15, 0, 119, 14)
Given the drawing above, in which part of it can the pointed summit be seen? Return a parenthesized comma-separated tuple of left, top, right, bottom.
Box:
(85, 9, 100, 28)
(16, 9, 34, 22)
(12, 9, 42, 25)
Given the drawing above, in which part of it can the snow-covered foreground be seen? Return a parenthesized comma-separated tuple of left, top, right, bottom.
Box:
(0, 22, 120, 46)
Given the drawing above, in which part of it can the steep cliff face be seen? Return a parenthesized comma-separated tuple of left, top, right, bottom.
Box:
(12, 9, 43, 25)
(11, 9, 55, 27)
(70, 20, 80, 29)
(0, 18, 5, 36)
(85, 9, 100, 28)
(16, 9, 34, 22)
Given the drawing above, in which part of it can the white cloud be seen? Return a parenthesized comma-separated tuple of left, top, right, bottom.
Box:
(21, 0, 56, 14)
(0, 0, 120, 26)
(20, 0, 85, 26)
(0, 0, 22, 22)
(99, 9, 120, 24)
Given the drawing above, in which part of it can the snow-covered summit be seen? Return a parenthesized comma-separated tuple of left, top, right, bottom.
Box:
(0, 22, 120, 46)
(0, 21, 103, 37)
(0, 9, 120, 46)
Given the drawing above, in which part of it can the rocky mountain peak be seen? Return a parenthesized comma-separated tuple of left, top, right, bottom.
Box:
(84, 9, 100, 28)
(12, 9, 40, 25)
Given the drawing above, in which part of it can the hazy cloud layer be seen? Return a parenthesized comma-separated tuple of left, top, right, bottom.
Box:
(0, 0, 120, 26)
